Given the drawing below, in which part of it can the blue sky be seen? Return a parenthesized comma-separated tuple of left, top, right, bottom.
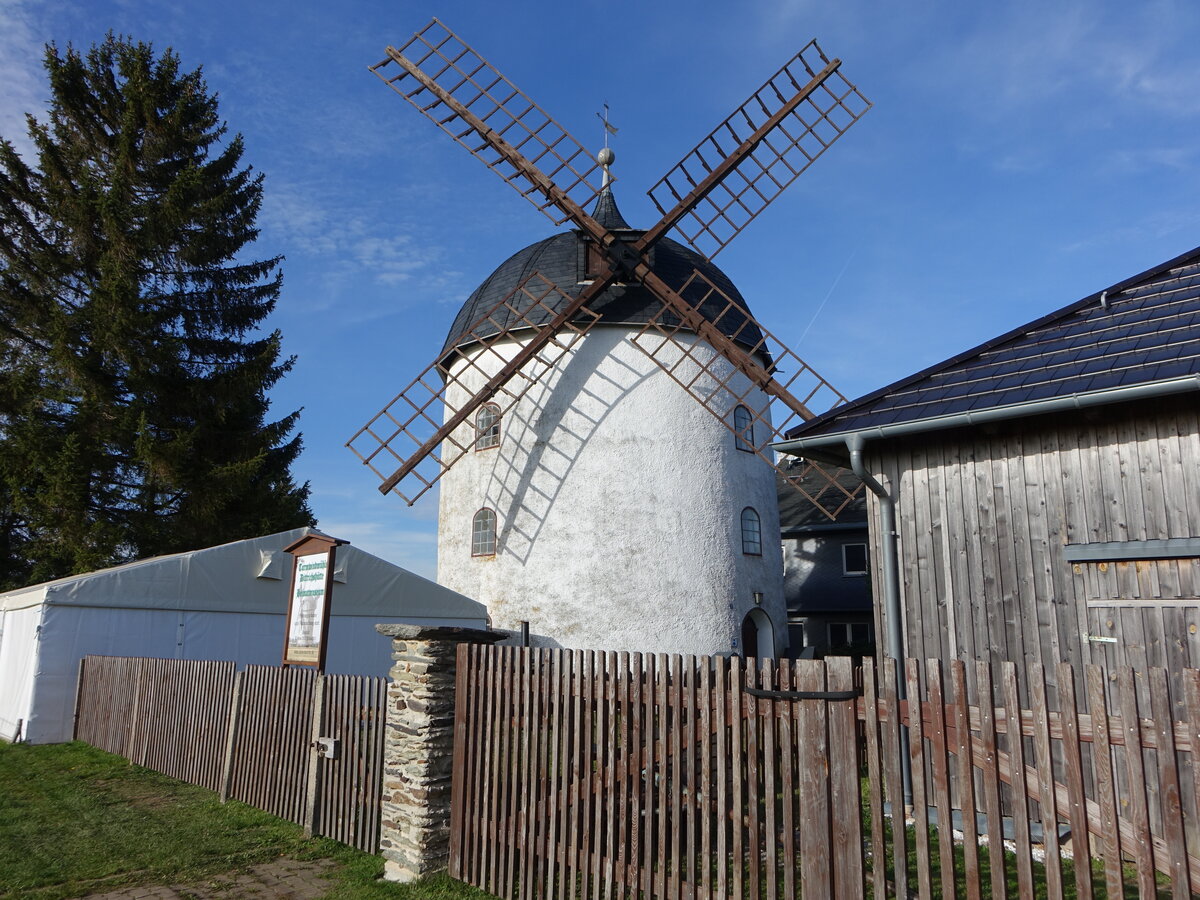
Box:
(4, 0, 1199, 578)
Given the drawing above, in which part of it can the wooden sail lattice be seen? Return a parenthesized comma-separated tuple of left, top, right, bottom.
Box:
(347, 273, 601, 505)
(356, 20, 872, 519)
(370, 18, 606, 227)
(647, 39, 871, 260)
(631, 269, 861, 518)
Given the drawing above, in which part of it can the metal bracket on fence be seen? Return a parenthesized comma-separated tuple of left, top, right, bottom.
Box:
(743, 686, 862, 702)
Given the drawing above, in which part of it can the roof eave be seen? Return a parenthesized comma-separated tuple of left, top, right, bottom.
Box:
(773, 374, 1200, 459)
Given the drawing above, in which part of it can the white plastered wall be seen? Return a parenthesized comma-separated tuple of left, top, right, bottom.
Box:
(437, 327, 785, 656)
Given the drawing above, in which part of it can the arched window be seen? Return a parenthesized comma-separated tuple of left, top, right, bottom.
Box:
(475, 404, 501, 450)
(472, 508, 497, 556)
(740, 507, 762, 556)
(733, 404, 754, 452)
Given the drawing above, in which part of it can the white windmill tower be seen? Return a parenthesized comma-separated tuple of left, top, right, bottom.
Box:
(348, 20, 870, 656)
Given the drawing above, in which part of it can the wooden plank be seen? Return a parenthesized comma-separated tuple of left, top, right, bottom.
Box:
(1053, 662, 1092, 899)
(760, 659, 777, 900)
(628, 653, 644, 900)
(669, 654, 683, 900)
(1184, 669, 1200, 894)
(450, 647, 470, 878)
(1001, 662, 1035, 897)
(905, 659, 932, 900)
(827, 656, 863, 900)
(1117, 666, 1156, 899)
(972, 661, 1006, 899)
(969, 443, 1006, 665)
(1148, 667, 1189, 899)
(796, 659, 832, 898)
(614, 651, 630, 900)
(484, 644, 502, 894)
(683, 655, 697, 900)
(602, 652, 617, 900)
(521, 649, 538, 900)
(1029, 664, 1063, 897)
(777, 660, 797, 900)
(714, 655, 729, 900)
(563, 649, 577, 900)
(860, 659, 885, 899)
(656, 653, 668, 900)
(542, 649, 562, 900)
(744, 660, 761, 900)
(948, 660, 980, 900)
(463, 645, 482, 883)
(643, 653, 657, 900)
(924, 659, 956, 896)
(504, 645, 521, 900)
(880, 659, 908, 900)
(580, 650, 595, 900)
(730, 656, 744, 900)
(699, 657, 713, 900)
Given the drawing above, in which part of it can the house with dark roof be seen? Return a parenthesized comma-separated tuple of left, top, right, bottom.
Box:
(777, 463, 872, 657)
(775, 245, 1200, 692)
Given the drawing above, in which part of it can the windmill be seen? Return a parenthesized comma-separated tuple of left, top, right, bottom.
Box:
(347, 20, 871, 654)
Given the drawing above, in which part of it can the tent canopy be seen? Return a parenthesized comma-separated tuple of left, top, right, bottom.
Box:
(0, 527, 485, 619)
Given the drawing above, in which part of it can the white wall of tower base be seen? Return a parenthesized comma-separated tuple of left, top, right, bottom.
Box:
(436, 327, 786, 657)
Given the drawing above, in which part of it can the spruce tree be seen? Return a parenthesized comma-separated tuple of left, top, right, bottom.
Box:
(0, 35, 313, 589)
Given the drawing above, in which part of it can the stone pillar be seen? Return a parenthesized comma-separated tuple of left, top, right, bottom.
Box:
(375, 624, 504, 883)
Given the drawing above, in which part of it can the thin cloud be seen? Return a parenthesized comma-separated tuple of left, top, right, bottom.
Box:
(315, 518, 438, 580)
(261, 180, 467, 305)
(0, 0, 48, 159)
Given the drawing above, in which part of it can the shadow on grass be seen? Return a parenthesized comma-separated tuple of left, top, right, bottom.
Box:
(0, 741, 495, 900)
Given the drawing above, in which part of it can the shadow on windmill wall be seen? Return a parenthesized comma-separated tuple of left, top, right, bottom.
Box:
(485, 331, 652, 564)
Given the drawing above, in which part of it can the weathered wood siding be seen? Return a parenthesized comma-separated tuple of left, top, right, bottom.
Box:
(866, 396, 1200, 694)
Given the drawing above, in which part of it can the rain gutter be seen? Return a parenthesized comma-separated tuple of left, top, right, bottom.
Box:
(773, 375, 1200, 459)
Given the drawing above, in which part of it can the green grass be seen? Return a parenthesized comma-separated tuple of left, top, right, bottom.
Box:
(0, 741, 496, 900)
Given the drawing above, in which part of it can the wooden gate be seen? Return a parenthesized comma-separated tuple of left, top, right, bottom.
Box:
(447, 645, 863, 900)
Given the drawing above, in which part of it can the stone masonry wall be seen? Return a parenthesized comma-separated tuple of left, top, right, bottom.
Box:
(375, 624, 501, 883)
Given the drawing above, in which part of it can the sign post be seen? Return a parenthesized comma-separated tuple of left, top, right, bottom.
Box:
(282, 532, 347, 672)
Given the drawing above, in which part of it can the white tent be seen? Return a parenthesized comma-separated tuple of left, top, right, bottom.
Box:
(0, 528, 487, 744)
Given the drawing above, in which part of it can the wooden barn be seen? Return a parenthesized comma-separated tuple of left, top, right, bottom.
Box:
(776, 245, 1200, 699)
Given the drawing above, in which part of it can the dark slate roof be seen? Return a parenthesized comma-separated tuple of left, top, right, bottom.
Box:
(777, 463, 866, 532)
(786, 244, 1200, 441)
(440, 188, 764, 358)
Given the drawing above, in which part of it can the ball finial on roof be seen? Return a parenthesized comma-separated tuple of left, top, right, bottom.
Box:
(598, 147, 615, 188)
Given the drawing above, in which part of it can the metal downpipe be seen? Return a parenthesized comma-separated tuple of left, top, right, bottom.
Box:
(847, 433, 912, 811)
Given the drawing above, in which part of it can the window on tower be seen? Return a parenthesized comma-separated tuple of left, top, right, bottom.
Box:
(472, 508, 497, 556)
(733, 404, 754, 452)
(740, 507, 762, 556)
(475, 404, 501, 450)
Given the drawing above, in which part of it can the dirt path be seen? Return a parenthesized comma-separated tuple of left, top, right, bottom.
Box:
(76, 858, 339, 899)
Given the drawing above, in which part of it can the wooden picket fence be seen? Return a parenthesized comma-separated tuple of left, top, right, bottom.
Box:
(449, 645, 1200, 899)
(74, 655, 387, 853)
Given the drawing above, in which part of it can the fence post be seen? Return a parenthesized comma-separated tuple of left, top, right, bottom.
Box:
(72, 656, 87, 741)
(375, 624, 503, 884)
(219, 670, 244, 803)
(304, 674, 328, 838)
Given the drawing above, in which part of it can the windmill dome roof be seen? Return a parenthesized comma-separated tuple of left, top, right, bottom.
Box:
(440, 189, 765, 359)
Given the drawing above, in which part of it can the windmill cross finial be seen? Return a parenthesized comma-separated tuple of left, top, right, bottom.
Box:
(597, 103, 618, 148)
(597, 104, 618, 188)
